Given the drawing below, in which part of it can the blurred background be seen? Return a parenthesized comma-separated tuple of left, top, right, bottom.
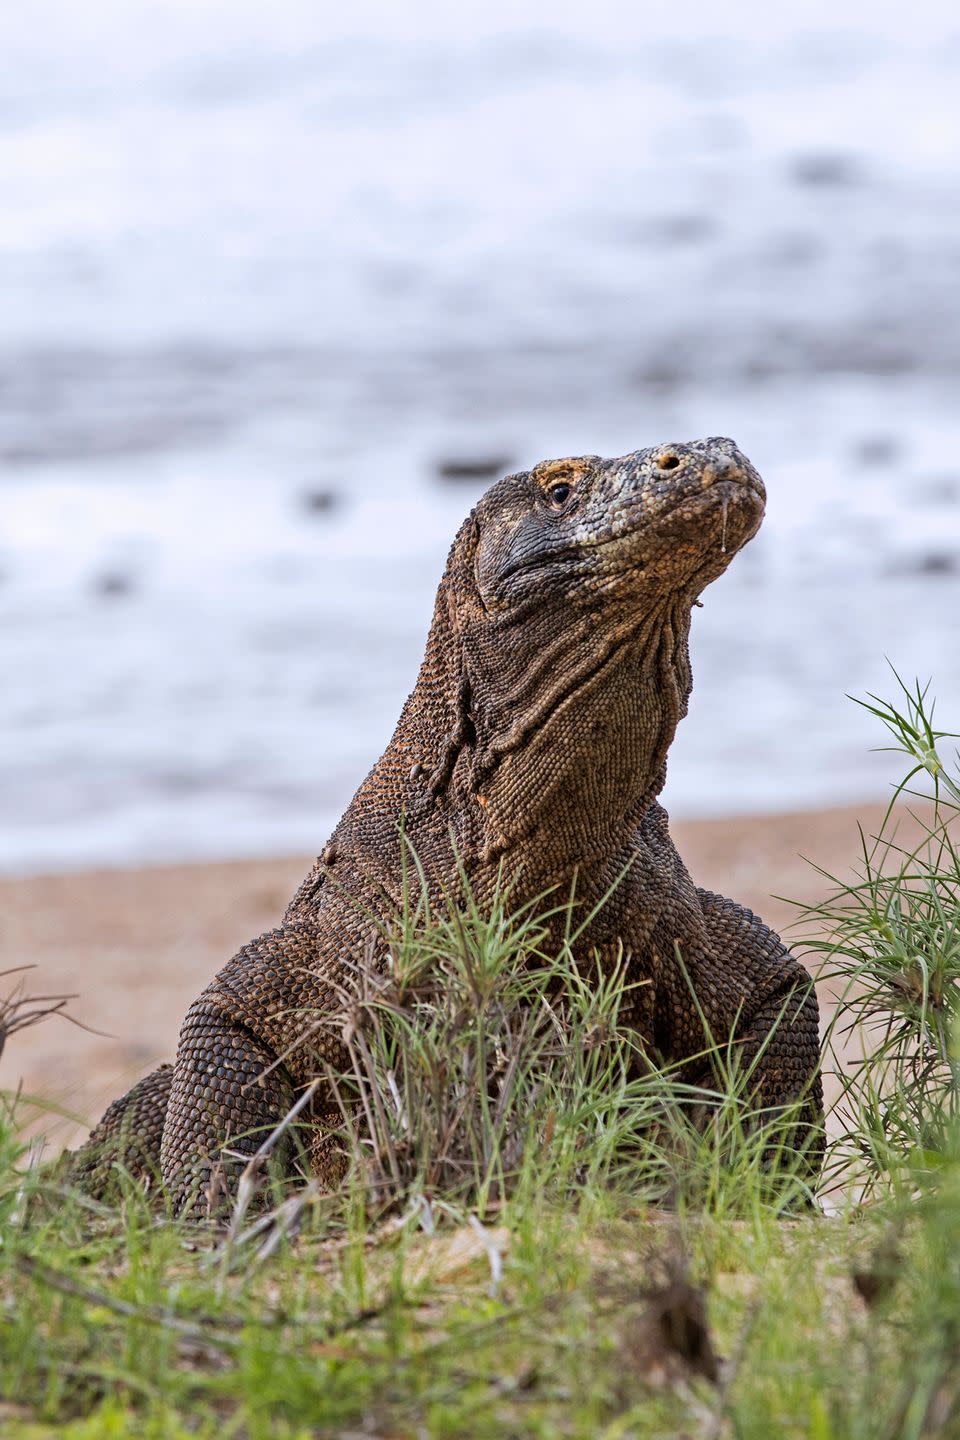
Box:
(2, 0, 959, 875)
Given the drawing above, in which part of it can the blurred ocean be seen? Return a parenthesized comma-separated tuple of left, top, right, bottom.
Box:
(2, 0, 960, 873)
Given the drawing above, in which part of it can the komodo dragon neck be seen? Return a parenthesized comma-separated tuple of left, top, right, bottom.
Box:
(343, 591, 693, 899)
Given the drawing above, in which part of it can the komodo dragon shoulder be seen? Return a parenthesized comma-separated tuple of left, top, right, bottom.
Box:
(71, 438, 824, 1211)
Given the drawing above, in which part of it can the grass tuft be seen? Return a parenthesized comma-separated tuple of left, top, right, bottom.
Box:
(797, 667, 960, 1201)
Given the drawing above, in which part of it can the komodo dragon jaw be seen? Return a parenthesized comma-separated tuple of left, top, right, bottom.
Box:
(70, 437, 824, 1216)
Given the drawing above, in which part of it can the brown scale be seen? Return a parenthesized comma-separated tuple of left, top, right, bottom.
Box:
(70, 438, 824, 1213)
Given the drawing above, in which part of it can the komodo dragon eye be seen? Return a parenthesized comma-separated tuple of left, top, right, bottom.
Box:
(548, 482, 571, 506)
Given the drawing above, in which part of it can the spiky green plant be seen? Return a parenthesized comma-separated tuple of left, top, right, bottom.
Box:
(797, 670, 960, 1199)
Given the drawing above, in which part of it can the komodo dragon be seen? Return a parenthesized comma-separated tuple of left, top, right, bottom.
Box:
(72, 437, 823, 1211)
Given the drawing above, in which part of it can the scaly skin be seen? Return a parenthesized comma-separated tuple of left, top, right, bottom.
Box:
(71, 438, 824, 1210)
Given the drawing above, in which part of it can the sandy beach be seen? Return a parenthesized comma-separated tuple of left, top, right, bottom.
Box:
(0, 798, 919, 1155)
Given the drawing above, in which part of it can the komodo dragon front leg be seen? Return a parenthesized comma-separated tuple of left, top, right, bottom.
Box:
(158, 919, 350, 1212)
(73, 918, 346, 1212)
(659, 890, 824, 1167)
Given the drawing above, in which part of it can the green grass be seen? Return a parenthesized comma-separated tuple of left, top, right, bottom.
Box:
(2, 676, 959, 1438)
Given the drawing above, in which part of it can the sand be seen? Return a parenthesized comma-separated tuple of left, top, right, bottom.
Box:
(0, 800, 918, 1154)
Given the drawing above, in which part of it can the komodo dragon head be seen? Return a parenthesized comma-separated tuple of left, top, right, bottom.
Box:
(363, 438, 765, 884)
(468, 435, 764, 616)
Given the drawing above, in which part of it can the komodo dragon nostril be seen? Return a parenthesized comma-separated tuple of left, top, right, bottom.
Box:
(701, 455, 744, 489)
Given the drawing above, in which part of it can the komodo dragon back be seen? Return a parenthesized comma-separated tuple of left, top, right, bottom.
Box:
(72, 438, 823, 1211)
